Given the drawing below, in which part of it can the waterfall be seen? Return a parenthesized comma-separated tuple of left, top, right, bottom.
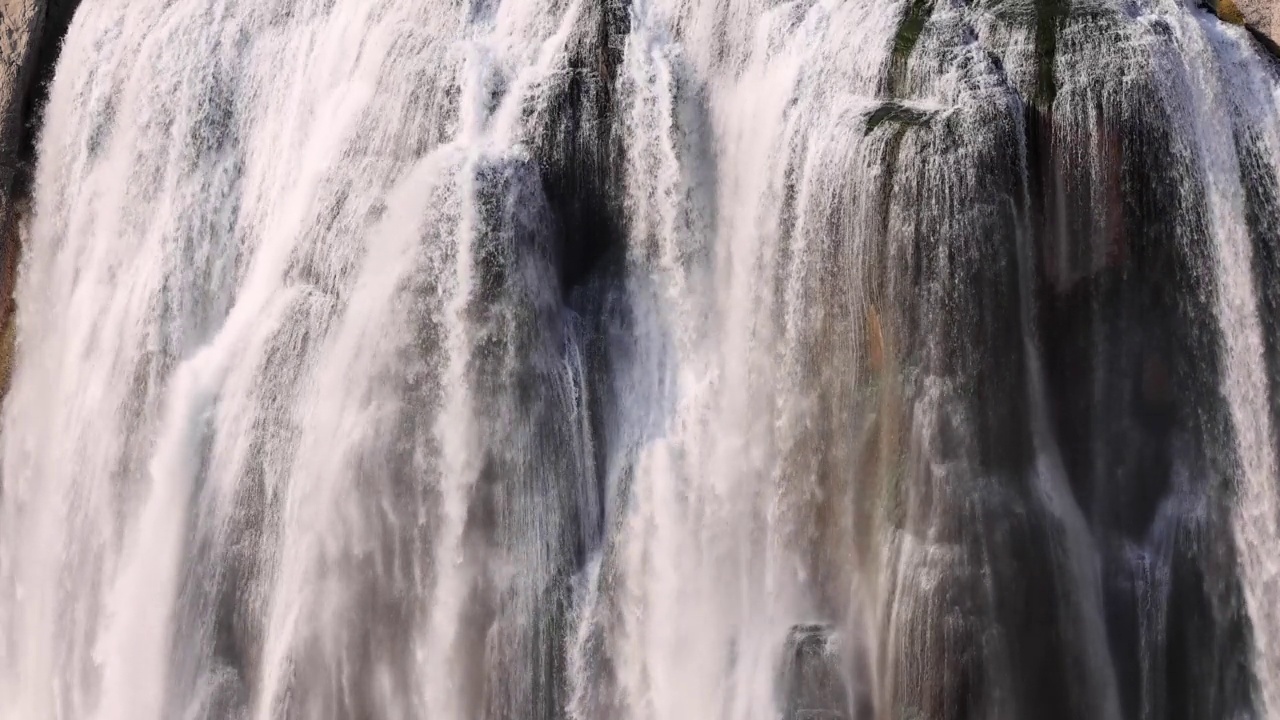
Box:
(1, 0, 1279, 718)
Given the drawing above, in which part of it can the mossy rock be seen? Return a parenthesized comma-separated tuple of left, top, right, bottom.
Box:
(888, 0, 936, 97)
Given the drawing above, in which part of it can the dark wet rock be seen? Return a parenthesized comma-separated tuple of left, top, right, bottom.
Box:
(864, 101, 934, 134)
(0, 0, 81, 403)
(778, 624, 851, 720)
(1027, 23, 1258, 720)
(534, 0, 629, 297)
(1, 0, 81, 207)
(1, 0, 40, 215)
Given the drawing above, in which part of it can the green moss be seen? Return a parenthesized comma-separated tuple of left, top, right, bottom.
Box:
(889, 0, 936, 98)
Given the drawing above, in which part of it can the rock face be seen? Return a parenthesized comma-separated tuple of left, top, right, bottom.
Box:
(1, 0, 41, 208)
(1, 0, 80, 215)
(0, 0, 79, 396)
(1, 0, 80, 194)
(0, 0, 40, 396)
(1237, 0, 1280, 37)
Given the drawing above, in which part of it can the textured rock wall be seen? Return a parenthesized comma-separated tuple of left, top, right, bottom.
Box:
(0, 0, 39, 397)
(1, 0, 42, 208)
(1, 0, 79, 396)
(1237, 0, 1280, 38)
(2, 0, 79, 198)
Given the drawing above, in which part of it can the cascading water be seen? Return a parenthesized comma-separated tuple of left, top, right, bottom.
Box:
(1, 0, 1279, 718)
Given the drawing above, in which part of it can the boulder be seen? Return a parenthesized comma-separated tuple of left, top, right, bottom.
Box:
(1235, 0, 1280, 37)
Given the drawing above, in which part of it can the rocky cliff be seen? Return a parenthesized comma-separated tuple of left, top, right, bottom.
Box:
(0, 0, 80, 391)
(0, 0, 37, 392)
(1, 0, 78, 207)
(0, 0, 1274, 395)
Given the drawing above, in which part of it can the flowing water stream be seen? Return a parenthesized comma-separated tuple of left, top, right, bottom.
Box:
(1, 0, 1279, 718)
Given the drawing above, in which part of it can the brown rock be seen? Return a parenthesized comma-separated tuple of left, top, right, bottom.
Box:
(0, 196, 19, 397)
(1219, 0, 1248, 25)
